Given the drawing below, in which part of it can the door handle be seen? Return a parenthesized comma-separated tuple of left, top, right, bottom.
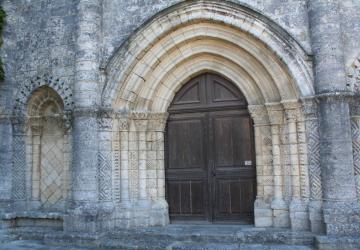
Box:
(212, 170, 216, 177)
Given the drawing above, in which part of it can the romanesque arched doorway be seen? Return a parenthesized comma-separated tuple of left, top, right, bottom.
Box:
(165, 73, 256, 223)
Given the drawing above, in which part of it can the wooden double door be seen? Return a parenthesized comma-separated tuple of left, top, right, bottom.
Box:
(165, 73, 256, 223)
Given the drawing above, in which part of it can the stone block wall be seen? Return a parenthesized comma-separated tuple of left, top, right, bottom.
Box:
(0, 0, 360, 243)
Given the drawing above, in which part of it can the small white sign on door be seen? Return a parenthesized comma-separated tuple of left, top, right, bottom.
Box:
(244, 160, 252, 166)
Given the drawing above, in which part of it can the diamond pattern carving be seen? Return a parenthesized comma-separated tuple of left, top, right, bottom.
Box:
(351, 118, 360, 199)
(40, 133, 64, 207)
(306, 119, 322, 200)
(12, 135, 26, 200)
(98, 152, 112, 201)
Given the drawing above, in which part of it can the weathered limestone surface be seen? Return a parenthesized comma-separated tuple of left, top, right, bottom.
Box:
(308, 0, 360, 237)
(0, 0, 360, 249)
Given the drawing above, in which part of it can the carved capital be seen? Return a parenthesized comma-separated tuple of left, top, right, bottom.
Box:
(282, 100, 302, 122)
(248, 105, 269, 125)
(118, 118, 129, 131)
(265, 103, 283, 125)
(98, 109, 114, 130)
(148, 112, 168, 131)
(133, 119, 148, 131)
(63, 111, 72, 131)
(12, 116, 27, 134)
(350, 97, 360, 118)
(301, 97, 318, 120)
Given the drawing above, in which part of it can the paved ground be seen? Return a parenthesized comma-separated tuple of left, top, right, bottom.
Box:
(0, 240, 89, 250)
(0, 225, 316, 249)
(0, 240, 315, 250)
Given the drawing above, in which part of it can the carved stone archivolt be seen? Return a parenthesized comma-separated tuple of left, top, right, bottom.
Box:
(13, 73, 73, 116)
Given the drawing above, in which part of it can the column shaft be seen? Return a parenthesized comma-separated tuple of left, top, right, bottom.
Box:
(308, 0, 359, 236)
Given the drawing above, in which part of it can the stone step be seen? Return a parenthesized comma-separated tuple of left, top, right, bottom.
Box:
(0, 230, 18, 244)
(106, 225, 316, 246)
(8, 225, 317, 249)
(97, 239, 315, 250)
(168, 241, 315, 250)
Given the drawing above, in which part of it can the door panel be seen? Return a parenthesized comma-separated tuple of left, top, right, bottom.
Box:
(166, 73, 256, 223)
(167, 118, 205, 169)
(166, 113, 208, 220)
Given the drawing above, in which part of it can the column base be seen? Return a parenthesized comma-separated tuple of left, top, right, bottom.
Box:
(113, 199, 169, 229)
(149, 199, 169, 226)
(271, 198, 290, 228)
(323, 202, 360, 236)
(289, 198, 310, 231)
(64, 202, 114, 233)
(309, 200, 325, 233)
(254, 198, 273, 227)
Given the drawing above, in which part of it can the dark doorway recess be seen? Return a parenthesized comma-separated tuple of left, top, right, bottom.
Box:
(165, 73, 256, 224)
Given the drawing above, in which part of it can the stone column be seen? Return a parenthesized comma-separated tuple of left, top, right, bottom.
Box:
(308, 0, 359, 236)
(134, 118, 149, 208)
(284, 101, 310, 231)
(149, 113, 169, 226)
(267, 103, 290, 228)
(64, 0, 102, 233)
(248, 105, 273, 228)
(119, 118, 131, 207)
(303, 98, 325, 233)
(30, 122, 42, 208)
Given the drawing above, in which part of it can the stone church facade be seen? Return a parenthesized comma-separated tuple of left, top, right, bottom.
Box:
(0, 0, 360, 248)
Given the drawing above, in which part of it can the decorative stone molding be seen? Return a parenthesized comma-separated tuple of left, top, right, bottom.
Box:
(13, 73, 73, 115)
(103, 0, 314, 109)
(72, 107, 98, 118)
(98, 109, 114, 130)
(98, 152, 112, 201)
(315, 92, 354, 103)
(12, 135, 26, 201)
